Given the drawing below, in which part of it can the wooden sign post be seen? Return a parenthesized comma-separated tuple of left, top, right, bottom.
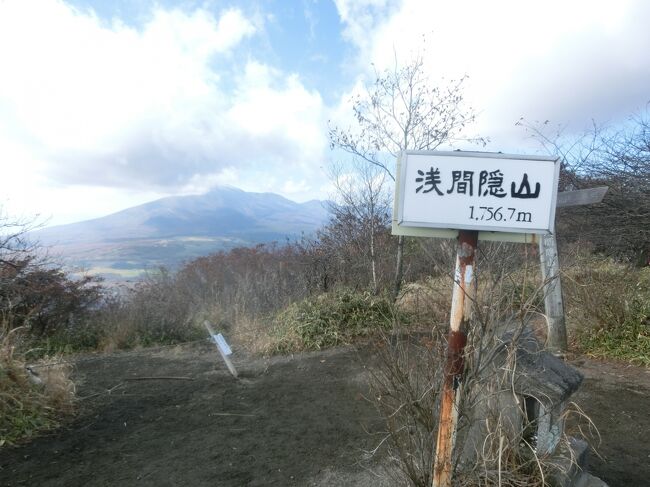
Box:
(543, 186, 608, 353)
(539, 232, 567, 352)
(393, 151, 561, 487)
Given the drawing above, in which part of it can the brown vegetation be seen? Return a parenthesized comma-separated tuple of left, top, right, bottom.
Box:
(0, 322, 75, 446)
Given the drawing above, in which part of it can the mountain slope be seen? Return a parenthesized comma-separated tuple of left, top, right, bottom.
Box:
(35, 187, 329, 279)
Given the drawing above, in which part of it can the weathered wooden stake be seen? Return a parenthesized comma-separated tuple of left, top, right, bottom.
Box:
(542, 186, 607, 353)
(432, 230, 478, 487)
(539, 233, 567, 354)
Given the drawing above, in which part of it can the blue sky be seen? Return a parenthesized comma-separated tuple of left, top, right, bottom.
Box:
(1, 0, 649, 226)
(63, 0, 353, 102)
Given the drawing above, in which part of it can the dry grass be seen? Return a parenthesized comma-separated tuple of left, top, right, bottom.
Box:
(563, 254, 650, 365)
(368, 329, 595, 486)
(1, 322, 75, 446)
(397, 276, 452, 326)
(230, 315, 277, 355)
(366, 243, 600, 486)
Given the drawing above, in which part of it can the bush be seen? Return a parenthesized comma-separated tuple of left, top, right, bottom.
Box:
(0, 257, 103, 338)
(0, 211, 104, 356)
(564, 257, 650, 364)
(269, 290, 401, 353)
(96, 273, 204, 351)
(578, 313, 650, 366)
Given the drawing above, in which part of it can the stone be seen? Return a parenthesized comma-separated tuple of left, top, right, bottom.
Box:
(455, 326, 606, 487)
(574, 473, 610, 487)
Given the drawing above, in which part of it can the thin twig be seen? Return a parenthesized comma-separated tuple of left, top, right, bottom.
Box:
(209, 412, 256, 417)
(123, 376, 195, 381)
(77, 382, 126, 400)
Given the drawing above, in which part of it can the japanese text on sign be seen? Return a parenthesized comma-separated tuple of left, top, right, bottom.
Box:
(395, 151, 560, 235)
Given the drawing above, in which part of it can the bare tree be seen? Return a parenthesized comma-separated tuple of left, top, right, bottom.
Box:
(521, 107, 650, 264)
(0, 209, 39, 268)
(587, 110, 650, 263)
(327, 160, 391, 294)
(0, 208, 103, 338)
(329, 55, 482, 300)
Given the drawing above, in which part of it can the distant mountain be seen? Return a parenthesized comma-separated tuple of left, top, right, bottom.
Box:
(34, 186, 330, 281)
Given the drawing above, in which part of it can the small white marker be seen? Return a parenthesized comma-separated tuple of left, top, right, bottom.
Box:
(465, 265, 474, 285)
(213, 333, 233, 356)
(204, 321, 238, 378)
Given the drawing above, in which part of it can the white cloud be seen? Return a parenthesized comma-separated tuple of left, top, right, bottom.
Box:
(228, 61, 326, 166)
(212, 8, 257, 51)
(0, 0, 328, 224)
(334, 0, 393, 61)
(334, 0, 650, 148)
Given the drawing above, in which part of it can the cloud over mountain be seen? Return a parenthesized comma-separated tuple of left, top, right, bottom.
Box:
(0, 1, 327, 192)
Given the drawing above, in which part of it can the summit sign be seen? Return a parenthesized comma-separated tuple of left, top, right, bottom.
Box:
(393, 151, 560, 240)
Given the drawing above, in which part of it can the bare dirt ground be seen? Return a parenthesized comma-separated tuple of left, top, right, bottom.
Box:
(567, 356, 650, 487)
(0, 343, 648, 487)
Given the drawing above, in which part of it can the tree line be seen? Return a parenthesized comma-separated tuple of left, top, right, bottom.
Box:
(1, 57, 647, 348)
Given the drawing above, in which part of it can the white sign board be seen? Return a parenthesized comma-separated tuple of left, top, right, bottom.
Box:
(212, 333, 233, 356)
(393, 151, 560, 239)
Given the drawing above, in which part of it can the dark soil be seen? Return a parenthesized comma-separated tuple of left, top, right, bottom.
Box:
(568, 357, 650, 487)
(0, 343, 648, 486)
(0, 344, 387, 487)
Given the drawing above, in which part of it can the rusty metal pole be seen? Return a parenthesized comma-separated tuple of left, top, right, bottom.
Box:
(432, 230, 478, 487)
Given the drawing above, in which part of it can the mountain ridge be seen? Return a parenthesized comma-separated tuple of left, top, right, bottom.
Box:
(34, 186, 330, 280)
